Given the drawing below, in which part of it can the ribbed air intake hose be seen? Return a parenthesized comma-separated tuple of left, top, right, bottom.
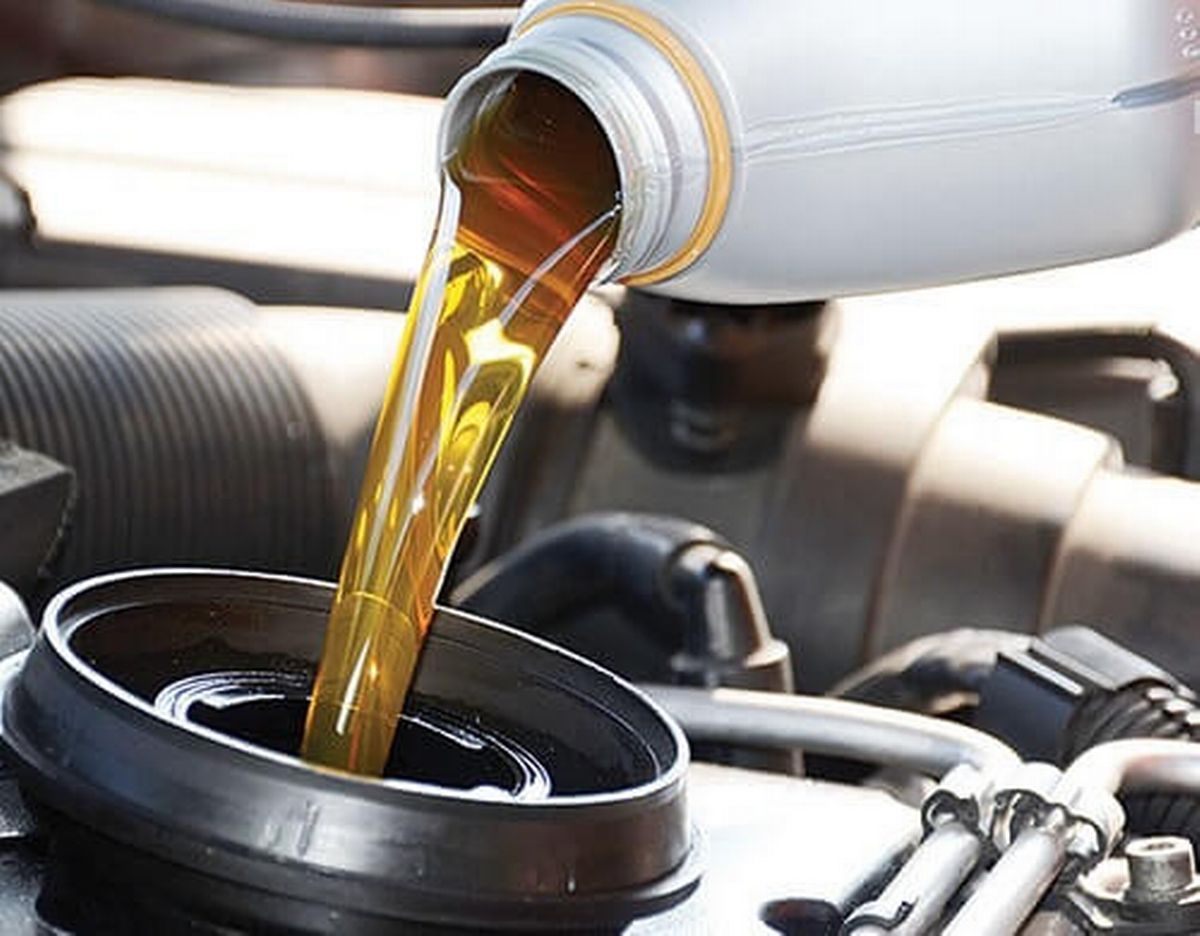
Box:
(0, 288, 345, 595)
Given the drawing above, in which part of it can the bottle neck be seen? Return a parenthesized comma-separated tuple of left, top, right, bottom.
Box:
(441, 9, 727, 285)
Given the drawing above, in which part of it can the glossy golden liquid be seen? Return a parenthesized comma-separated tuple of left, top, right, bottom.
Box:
(301, 74, 622, 774)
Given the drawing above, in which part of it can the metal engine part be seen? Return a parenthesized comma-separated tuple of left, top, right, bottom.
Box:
(1067, 836, 1200, 934)
(5, 76, 1200, 694)
(1, 58, 1200, 936)
(0, 568, 921, 935)
(470, 246, 1200, 691)
(0, 755, 921, 936)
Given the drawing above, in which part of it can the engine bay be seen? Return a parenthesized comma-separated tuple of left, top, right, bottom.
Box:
(2, 5, 1200, 934)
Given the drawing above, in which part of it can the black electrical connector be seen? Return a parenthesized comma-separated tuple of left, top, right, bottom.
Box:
(975, 626, 1190, 763)
(976, 626, 1200, 847)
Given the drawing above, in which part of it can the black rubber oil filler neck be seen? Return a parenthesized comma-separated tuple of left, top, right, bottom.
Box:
(0, 568, 698, 933)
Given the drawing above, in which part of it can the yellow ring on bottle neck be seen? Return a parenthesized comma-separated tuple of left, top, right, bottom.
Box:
(515, 0, 733, 287)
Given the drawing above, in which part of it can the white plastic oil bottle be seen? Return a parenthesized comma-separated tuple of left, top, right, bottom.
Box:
(440, 0, 1200, 303)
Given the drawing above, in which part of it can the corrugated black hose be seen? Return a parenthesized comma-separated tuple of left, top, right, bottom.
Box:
(974, 627, 1200, 849)
(840, 626, 1200, 847)
(1064, 683, 1200, 850)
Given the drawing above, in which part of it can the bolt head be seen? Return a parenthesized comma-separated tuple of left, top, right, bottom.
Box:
(1126, 836, 1197, 901)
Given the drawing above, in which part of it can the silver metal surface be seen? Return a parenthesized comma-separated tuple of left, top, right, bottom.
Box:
(1061, 739, 1200, 797)
(642, 685, 1019, 776)
(1125, 836, 1197, 900)
(942, 810, 1072, 936)
(934, 741, 1200, 936)
(631, 762, 920, 934)
(844, 822, 983, 936)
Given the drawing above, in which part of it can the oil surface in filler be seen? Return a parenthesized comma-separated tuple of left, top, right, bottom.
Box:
(301, 73, 622, 774)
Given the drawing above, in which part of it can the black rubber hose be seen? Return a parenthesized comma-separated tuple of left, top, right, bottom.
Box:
(454, 513, 799, 774)
(92, 0, 517, 48)
(451, 512, 726, 650)
(1064, 683, 1200, 850)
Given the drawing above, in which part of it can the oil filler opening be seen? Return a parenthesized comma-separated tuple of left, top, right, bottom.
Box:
(0, 570, 699, 932)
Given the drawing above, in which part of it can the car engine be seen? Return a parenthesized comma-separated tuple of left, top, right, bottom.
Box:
(1, 3, 1200, 934)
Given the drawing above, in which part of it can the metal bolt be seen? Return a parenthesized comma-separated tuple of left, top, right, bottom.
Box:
(1126, 836, 1197, 900)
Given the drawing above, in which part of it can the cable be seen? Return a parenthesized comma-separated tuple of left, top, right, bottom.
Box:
(92, 0, 518, 48)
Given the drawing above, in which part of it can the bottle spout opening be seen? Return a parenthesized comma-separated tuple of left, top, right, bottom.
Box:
(440, 6, 730, 287)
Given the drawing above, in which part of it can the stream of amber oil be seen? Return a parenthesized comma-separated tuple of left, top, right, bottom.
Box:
(301, 74, 622, 774)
